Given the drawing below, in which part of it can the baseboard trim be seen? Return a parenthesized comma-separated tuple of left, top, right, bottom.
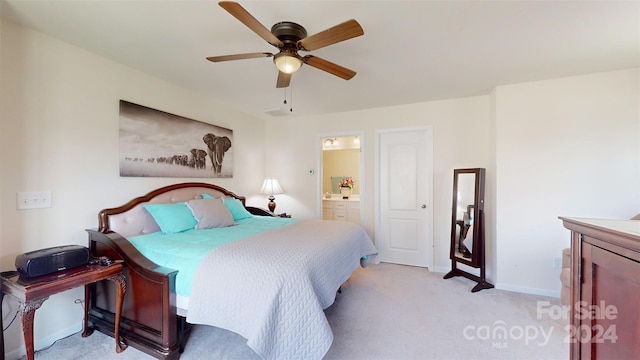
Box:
(430, 266, 449, 274)
(434, 266, 559, 298)
(5, 322, 82, 360)
(495, 283, 561, 298)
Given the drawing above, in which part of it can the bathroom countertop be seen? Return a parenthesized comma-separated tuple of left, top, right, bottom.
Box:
(322, 195, 360, 202)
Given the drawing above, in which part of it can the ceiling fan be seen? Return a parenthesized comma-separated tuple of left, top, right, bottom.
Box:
(207, 1, 364, 88)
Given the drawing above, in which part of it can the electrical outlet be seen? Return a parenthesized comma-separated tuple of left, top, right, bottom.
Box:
(553, 256, 562, 269)
(17, 191, 52, 210)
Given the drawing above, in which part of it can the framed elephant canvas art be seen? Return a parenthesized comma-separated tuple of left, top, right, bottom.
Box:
(119, 100, 233, 178)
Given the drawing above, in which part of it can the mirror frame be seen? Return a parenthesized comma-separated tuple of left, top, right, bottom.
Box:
(444, 168, 493, 292)
(449, 168, 485, 266)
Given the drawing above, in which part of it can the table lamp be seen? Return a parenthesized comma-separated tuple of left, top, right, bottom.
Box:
(259, 177, 283, 213)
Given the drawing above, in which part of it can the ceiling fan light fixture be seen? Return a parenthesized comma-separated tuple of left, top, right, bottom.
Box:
(212, 3, 363, 88)
(274, 52, 302, 74)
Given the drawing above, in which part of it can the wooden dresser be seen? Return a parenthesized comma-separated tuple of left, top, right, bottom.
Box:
(559, 217, 640, 359)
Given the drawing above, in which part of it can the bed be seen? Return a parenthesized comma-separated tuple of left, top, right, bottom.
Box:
(86, 182, 377, 360)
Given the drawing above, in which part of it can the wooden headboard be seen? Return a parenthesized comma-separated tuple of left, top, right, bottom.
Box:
(98, 182, 245, 238)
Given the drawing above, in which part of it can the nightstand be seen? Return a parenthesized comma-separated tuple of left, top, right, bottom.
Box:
(0, 260, 127, 360)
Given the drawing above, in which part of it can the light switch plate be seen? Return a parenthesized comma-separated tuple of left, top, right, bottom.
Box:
(17, 191, 52, 210)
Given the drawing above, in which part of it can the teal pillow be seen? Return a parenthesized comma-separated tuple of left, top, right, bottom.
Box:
(201, 193, 214, 199)
(223, 198, 253, 221)
(143, 202, 197, 234)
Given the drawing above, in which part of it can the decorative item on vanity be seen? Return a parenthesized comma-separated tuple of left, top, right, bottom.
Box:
(338, 177, 354, 199)
(443, 168, 494, 292)
(260, 177, 283, 212)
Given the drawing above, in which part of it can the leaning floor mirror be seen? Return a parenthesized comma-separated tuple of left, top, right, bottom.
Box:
(443, 168, 494, 292)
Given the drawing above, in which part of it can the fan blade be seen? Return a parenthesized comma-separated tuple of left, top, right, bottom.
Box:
(303, 55, 356, 80)
(206, 52, 273, 62)
(219, 2, 283, 47)
(276, 71, 292, 88)
(298, 19, 363, 51)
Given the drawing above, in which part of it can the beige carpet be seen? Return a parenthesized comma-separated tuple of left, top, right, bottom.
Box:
(30, 263, 568, 360)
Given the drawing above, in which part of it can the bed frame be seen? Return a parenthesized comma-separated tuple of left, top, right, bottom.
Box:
(86, 182, 272, 360)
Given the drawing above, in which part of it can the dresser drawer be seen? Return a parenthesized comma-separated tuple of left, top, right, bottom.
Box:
(333, 202, 347, 210)
(333, 209, 347, 221)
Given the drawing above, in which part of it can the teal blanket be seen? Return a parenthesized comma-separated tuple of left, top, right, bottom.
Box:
(127, 216, 297, 296)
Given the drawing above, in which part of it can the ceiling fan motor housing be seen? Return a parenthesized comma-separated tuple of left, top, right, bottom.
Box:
(271, 21, 307, 47)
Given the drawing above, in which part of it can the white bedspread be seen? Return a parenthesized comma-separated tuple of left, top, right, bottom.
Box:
(186, 219, 378, 360)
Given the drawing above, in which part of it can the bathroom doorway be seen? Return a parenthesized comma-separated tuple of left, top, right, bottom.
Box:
(319, 134, 364, 224)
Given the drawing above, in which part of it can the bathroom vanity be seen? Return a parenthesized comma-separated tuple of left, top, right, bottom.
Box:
(322, 197, 360, 225)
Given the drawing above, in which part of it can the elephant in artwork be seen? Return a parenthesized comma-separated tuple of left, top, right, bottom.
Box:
(190, 148, 208, 169)
(169, 154, 188, 166)
(203, 133, 231, 176)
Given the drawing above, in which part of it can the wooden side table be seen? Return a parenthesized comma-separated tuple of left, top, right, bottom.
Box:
(0, 260, 127, 360)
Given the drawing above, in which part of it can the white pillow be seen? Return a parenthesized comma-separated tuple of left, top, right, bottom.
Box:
(186, 198, 235, 229)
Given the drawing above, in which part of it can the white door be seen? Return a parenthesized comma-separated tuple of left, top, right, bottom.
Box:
(376, 127, 433, 268)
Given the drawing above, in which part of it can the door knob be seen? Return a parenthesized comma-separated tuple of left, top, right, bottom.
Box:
(421, 204, 427, 209)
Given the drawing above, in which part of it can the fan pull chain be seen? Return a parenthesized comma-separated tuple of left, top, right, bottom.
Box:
(281, 85, 293, 113)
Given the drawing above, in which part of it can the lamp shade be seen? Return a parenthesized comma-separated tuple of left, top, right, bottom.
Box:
(259, 177, 283, 196)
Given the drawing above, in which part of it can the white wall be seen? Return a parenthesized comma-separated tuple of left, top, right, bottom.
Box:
(494, 69, 640, 295)
(0, 20, 266, 358)
(263, 68, 639, 297)
(263, 96, 494, 275)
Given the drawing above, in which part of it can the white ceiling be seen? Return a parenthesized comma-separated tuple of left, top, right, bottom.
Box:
(1, 0, 638, 120)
